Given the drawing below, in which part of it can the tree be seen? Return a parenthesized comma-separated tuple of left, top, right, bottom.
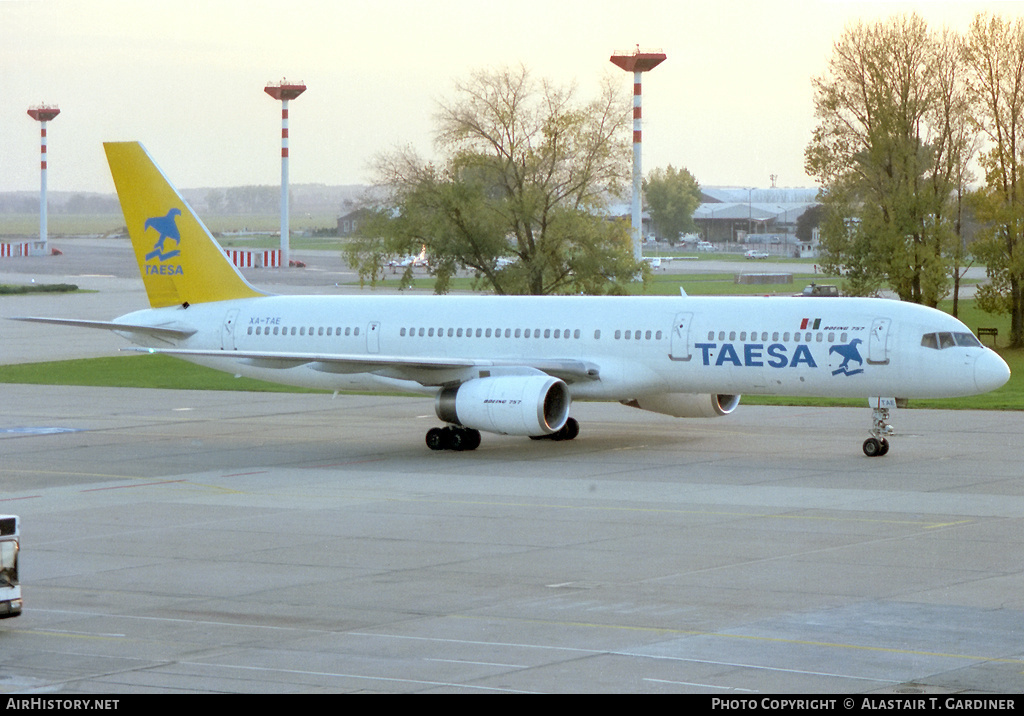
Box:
(795, 203, 824, 243)
(347, 65, 643, 295)
(805, 14, 971, 306)
(963, 13, 1024, 347)
(643, 166, 701, 244)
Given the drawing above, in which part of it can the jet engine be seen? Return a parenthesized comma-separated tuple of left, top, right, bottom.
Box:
(622, 393, 740, 419)
(436, 376, 570, 436)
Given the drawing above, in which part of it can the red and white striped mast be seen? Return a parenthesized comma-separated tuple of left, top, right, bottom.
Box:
(264, 80, 306, 267)
(610, 48, 666, 261)
(27, 104, 61, 256)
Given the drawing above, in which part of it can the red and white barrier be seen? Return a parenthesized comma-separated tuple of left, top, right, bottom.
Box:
(225, 248, 282, 268)
(0, 243, 30, 258)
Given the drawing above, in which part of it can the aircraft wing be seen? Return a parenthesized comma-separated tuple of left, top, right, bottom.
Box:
(123, 347, 601, 386)
(10, 317, 197, 342)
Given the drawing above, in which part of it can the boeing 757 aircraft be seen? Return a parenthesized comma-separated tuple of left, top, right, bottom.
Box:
(13, 143, 1011, 456)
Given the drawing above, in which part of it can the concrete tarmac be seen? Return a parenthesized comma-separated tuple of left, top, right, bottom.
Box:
(0, 243, 1022, 694)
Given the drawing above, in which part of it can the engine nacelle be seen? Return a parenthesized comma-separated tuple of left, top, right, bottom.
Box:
(436, 376, 570, 436)
(622, 393, 740, 419)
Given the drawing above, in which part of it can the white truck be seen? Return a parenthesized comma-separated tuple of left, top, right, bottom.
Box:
(0, 515, 22, 618)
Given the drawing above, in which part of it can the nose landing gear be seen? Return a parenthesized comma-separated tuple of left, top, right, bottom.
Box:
(863, 399, 895, 457)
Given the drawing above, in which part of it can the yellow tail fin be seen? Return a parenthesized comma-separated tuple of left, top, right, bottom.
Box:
(104, 142, 263, 308)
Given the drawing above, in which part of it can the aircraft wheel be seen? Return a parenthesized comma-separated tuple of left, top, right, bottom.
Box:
(450, 428, 481, 452)
(426, 427, 449, 451)
(562, 417, 579, 441)
(863, 437, 883, 457)
(878, 438, 889, 456)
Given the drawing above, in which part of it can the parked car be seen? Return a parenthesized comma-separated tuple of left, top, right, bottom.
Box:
(797, 283, 840, 297)
(744, 250, 769, 259)
(696, 241, 715, 252)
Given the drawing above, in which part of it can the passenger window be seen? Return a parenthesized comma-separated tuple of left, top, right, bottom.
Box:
(594, 330, 601, 339)
(615, 330, 621, 340)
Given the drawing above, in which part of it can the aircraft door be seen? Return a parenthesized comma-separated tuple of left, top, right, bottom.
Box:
(367, 322, 381, 354)
(222, 309, 240, 350)
(867, 318, 891, 365)
(669, 312, 693, 361)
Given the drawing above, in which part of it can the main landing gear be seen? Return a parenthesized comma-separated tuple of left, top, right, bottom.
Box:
(425, 418, 580, 452)
(862, 403, 895, 457)
(529, 417, 580, 442)
(426, 425, 481, 452)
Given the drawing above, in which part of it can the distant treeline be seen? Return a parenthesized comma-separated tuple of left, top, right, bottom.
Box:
(0, 193, 119, 214)
(0, 184, 369, 216)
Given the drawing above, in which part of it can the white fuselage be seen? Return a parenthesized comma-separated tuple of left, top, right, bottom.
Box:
(116, 294, 1010, 402)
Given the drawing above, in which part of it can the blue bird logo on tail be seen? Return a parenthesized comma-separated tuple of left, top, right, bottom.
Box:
(830, 339, 864, 376)
(144, 208, 182, 262)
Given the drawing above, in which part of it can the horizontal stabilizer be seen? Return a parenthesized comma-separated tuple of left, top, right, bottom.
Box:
(10, 316, 196, 340)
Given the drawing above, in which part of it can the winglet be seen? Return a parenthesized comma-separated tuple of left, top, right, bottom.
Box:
(104, 142, 263, 308)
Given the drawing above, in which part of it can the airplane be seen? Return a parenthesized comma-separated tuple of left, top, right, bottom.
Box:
(12, 142, 1012, 456)
(387, 245, 430, 270)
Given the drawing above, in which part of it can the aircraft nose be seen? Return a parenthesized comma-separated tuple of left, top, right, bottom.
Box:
(975, 350, 1011, 393)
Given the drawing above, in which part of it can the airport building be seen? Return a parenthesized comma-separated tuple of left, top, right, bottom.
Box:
(692, 186, 820, 255)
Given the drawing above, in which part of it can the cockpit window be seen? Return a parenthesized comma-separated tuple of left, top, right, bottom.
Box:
(921, 331, 983, 350)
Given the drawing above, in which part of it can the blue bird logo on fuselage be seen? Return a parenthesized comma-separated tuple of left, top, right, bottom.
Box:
(144, 208, 182, 262)
(830, 339, 864, 376)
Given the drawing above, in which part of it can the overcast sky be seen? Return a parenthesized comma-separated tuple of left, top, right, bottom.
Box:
(1, 0, 1019, 194)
